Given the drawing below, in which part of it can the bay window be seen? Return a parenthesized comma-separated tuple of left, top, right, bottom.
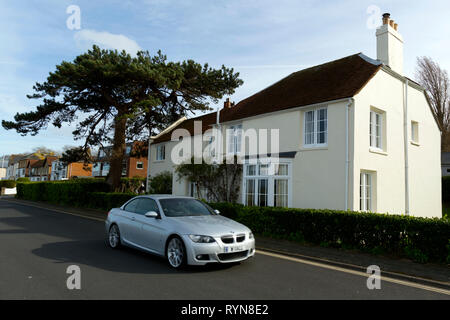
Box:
(244, 161, 291, 207)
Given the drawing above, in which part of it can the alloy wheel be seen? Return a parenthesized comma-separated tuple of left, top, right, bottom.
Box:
(167, 238, 185, 268)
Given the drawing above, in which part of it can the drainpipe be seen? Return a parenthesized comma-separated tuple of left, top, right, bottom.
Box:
(404, 80, 410, 215)
(345, 98, 353, 211)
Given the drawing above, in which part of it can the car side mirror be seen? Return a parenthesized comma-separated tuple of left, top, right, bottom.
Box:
(214, 209, 220, 215)
(145, 211, 159, 218)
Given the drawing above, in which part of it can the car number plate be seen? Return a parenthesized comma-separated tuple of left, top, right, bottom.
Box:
(224, 246, 244, 253)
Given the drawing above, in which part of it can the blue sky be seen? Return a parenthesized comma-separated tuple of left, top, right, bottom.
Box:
(1, 0, 450, 156)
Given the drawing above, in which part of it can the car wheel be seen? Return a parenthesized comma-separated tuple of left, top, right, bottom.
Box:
(166, 237, 186, 269)
(108, 224, 121, 249)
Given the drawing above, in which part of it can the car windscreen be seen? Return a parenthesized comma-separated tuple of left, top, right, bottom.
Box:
(159, 198, 214, 217)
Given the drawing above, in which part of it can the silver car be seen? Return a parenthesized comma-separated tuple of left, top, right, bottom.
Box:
(105, 195, 255, 268)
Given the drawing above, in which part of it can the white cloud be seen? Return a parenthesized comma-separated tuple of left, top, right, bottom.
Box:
(74, 29, 142, 54)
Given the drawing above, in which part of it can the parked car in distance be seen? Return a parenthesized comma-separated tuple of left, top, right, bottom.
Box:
(105, 195, 255, 269)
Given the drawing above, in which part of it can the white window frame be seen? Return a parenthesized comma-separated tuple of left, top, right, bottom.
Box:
(156, 144, 165, 161)
(411, 121, 419, 144)
(243, 159, 292, 208)
(370, 110, 383, 150)
(136, 161, 144, 170)
(303, 107, 328, 147)
(227, 124, 242, 155)
(360, 172, 373, 212)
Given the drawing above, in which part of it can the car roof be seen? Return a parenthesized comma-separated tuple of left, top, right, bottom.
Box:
(134, 194, 194, 200)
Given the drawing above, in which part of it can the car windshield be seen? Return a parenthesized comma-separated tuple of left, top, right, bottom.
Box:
(159, 198, 214, 217)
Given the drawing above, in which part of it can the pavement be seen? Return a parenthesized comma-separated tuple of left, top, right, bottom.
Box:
(0, 196, 449, 299)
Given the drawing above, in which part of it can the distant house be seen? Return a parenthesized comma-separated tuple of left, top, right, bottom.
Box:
(441, 152, 450, 176)
(50, 160, 93, 180)
(17, 155, 41, 179)
(93, 141, 148, 178)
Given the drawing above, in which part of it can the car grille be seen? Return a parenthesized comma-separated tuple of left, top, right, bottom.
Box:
(221, 236, 234, 244)
(218, 250, 248, 261)
(236, 234, 245, 242)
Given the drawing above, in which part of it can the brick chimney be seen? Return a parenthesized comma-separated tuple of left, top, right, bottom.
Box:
(376, 13, 403, 75)
(224, 98, 233, 108)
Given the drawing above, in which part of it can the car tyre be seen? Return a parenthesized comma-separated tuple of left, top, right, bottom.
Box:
(108, 224, 121, 249)
(166, 237, 186, 269)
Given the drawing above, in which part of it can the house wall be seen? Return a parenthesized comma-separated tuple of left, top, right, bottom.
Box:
(353, 69, 441, 217)
(68, 163, 93, 178)
(227, 101, 348, 209)
(127, 157, 148, 178)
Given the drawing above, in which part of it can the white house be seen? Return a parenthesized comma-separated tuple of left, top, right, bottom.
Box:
(147, 13, 442, 218)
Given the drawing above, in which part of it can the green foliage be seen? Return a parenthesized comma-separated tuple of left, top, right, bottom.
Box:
(119, 176, 146, 193)
(208, 203, 450, 263)
(88, 192, 136, 211)
(2, 45, 243, 190)
(0, 180, 16, 188)
(176, 156, 242, 202)
(149, 171, 172, 194)
(16, 179, 110, 206)
(16, 177, 30, 182)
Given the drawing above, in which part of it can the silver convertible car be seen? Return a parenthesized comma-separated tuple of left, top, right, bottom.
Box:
(105, 195, 255, 268)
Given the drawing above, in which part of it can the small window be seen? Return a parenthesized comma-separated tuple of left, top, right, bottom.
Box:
(136, 161, 144, 170)
(360, 172, 372, 211)
(304, 107, 327, 147)
(370, 110, 383, 150)
(227, 124, 242, 155)
(411, 121, 419, 143)
(126, 146, 131, 155)
(156, 145, 165, 161)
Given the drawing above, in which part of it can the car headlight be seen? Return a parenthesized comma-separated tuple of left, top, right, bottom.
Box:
(188, 235, 216, 243)
(249, 232, 254, 239)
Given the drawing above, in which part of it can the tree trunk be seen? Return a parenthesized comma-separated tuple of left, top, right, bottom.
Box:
(107, 114, 127, 191)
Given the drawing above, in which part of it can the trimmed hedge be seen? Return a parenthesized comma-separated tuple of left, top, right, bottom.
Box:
(16, 179, 110, 206)
(209, 202, 450, 263)
(87, 192, 136, 211)
(0, 180, 16, 188)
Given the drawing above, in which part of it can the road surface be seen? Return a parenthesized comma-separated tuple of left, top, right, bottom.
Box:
(0, 199, 448, 299)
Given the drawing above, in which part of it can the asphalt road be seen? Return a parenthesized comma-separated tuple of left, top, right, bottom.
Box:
(0, 199, 448, 300)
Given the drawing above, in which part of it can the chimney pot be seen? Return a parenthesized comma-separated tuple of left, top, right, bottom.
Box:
(389, 20, 394, 27)
(224, 98, 232, 108)
(382, 13, 390, 25)
(394, 23, 398, 31)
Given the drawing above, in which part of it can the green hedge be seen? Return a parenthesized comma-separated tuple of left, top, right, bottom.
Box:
(0, 180, 16, 188)
(209, 202, 450, 263)
(16, 179, 110, 206)
(87, 192, 136, 211)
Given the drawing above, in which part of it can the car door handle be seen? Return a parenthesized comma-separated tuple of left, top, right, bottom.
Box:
(131, 217, 136, 221)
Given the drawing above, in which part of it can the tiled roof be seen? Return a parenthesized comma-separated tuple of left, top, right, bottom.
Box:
(221, 53, 381, 122)
(152, 53, 382, 144)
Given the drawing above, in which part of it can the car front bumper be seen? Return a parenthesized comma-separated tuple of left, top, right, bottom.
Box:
(182, 235, 256, 266)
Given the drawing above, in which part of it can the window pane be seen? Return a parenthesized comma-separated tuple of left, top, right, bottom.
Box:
(245, 179, 255, 206)
(258, 179, 268, 207)
(305, 111, 314, 145)
(259, 164, 269, 175)
(274, 164, 288, 176)
(246, 165, 256, 176)
(316, 109, 327, 144)
(274, 179, 288, 207)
